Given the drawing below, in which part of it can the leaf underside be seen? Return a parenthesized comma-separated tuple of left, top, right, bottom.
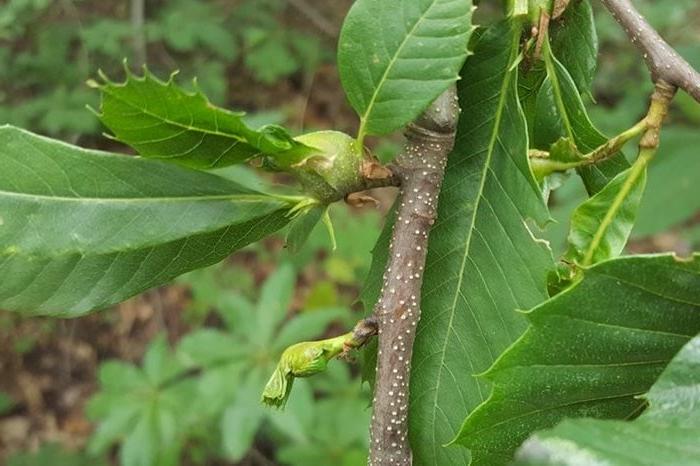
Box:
(514, 332, 700, 466)
(455, 254, 700, 466)
(409, 18, 554, 466)
(0, 126, 291, 316)
(338, 0, 474, 138)
(565, 165, 646, 266)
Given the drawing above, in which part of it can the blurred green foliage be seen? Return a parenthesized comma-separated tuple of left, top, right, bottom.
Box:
(0, 391, 13, 416)
(7, 443, 105, 466)
(86, 263, 369, 466)
(0, 0, 329, 137)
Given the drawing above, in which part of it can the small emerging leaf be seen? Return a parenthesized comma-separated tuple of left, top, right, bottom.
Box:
(530, 137, 584, 182)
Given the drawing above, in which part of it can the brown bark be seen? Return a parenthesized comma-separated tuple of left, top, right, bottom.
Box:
(367, 87, 459, 466)
(600, 0, 700, 103)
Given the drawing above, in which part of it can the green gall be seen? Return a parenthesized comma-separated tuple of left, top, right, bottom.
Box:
(261, 332, 352, 409)
(273, 130, 364, 203)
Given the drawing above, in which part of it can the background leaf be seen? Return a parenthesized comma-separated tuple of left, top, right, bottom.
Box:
(455, 254, 700, 465)
(221, 376, 266, 461)
(93, 70, 309, 169)
(514, 332, 700, 466)
(337, 0, 474, 139)
(632, 127, 700, 238)
(256, 263, 296, 344)
(409, 19, 553, 466)
(0, 126, 292, 316)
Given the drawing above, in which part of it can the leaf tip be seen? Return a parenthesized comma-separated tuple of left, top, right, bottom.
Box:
(167, 69, 180, 85)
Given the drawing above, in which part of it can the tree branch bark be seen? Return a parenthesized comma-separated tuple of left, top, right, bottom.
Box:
(600, 0, 700, 103)
(367, 87, 458, 466)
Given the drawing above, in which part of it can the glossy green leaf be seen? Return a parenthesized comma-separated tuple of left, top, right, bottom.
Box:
(91, 69, 310, 169)
(0, 126, 293, 316)
(338, 0, 474, 140)
(454, 254, 700, 465)
(409, 19, 554, 466)
(565, 164, 646, 266)
(514, 332, 700, 466)
(533, 42, 629, 194)
(549, 0, 597, 96)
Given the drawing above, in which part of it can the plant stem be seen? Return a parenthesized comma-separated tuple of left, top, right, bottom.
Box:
(581, 81, 676, 266)
(367, 87, 458, 466)
(600, 0, 700, 103)
(529, 118, 649, 180)
(583, 118, 648, 163)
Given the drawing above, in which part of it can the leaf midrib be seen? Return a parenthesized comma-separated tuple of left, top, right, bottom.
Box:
(357, 0, 440, 141)
(543, 39, 574, 141)
(543, 42, 610, 182)
(0, 190, 279, 204)
(428, 27, 521, 458)
(0, 206, 288, 260)
(103, 88, 251, 143)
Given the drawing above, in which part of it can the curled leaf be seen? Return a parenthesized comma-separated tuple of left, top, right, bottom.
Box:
(261, 333, 353, 409)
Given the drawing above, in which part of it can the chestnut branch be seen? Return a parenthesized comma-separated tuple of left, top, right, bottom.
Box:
(600, 0, 700, 103)
(366, 87, 458, 466)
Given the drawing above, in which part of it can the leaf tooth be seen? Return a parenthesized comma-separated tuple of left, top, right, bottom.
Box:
(85, 104, 101, 118)
(97, 69, 117, 86)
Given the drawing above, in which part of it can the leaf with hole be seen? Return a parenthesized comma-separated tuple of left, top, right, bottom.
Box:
(454, 254, 700, 465)
(408, 18, 554, 466)
(514, 332, 700, 466)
